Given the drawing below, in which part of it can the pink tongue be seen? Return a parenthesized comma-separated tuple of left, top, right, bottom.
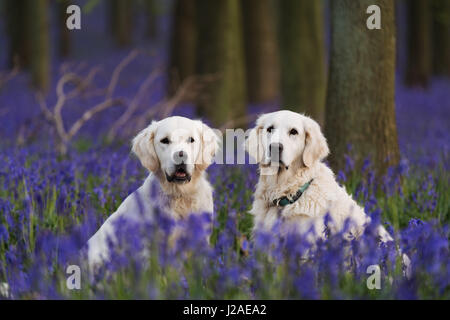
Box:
(175, 171, 186, 177)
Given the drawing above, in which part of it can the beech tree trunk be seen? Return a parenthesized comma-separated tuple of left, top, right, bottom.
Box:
(145, 0, 158, 39)
(29, 0, 50, 91)
(110, 0, 133, 47)
(5, 0, 32, 69)
(242, 0, 279, 104)
(168, 0, 197, 94)
(325, 0, 400, 175)
(405, 0, 432, 87)
(279, 0, 326, 125)
(196, 0, 247, 127)
(59, 0, 71, 58)
(432, 0, 450, 76)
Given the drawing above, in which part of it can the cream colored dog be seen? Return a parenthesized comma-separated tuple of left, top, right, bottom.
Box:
(87, 116, 219, 267)
(245, 110, 393, 243)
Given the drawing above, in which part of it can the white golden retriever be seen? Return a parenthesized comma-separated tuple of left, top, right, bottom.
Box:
(86, 116, 219, 268)
(245, 110, 394, 243)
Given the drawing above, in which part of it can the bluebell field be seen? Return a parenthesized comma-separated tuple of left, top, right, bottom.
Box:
(0, 56, 448, 298)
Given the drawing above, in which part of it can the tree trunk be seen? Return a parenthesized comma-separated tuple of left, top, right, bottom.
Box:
(110, 0, 133, 47)
(196, 0, 247, 127)
(325, 0, 399, 175)
(5, 0, 32, 69)
(145, 0, 158, 40)
(405, 0, 432, 87)
(168, 0, 197, 94)
(59, 0, 71, 58)
(242, 0, 280, 104)
(432, 0, 450, 76)
(29, 0, 50, 91)
(279, 0, 326, 125)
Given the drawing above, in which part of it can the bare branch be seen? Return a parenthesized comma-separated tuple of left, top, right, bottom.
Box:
(67, 98, 126, 141)
(105, 50, 140, 100)
(52, 72, 80, 142)
(36, 92, 54, 122)
(68, 66, 101, 98)
(107, 68, 161, 141)
(0, 65, 19, 89)
(31, 50, 214, 155)
(36, 50, 150, 154)
(135, 74, 218, 130)
(50, 66, 103, 143)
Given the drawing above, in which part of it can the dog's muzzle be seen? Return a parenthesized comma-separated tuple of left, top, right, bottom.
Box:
(165, 163, 191, 183)
(268, 143, 287, 168)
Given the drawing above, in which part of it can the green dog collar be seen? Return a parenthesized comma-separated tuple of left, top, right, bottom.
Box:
(272, 179, 314, 207)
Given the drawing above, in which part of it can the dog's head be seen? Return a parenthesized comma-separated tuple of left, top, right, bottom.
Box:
(132, 116, 219, 184)
(245, 110, 329, 171)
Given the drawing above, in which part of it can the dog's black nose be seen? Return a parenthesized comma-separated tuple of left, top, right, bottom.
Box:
(173, 150, 187, 164)
(269, 143, 283, 155)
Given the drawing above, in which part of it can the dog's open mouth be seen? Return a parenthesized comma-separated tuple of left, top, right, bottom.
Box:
(166, 164, 191, 183)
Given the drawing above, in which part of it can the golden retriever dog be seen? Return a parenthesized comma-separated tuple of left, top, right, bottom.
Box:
(245, 110, 394, 243)
(87, 116, 219, 268)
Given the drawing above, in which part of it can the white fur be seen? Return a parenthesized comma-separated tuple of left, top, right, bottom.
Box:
(87, 116, 219, 268)
(246, 110, 393, 242)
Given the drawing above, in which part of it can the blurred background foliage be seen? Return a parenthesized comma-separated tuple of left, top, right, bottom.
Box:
(0, 0, 449, 173)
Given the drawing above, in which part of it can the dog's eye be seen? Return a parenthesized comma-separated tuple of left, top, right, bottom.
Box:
(289, 129, 298, 135)
(188, 137, 195, 143)
(160, 137, 170, 144)
(267, 126, 274, 133)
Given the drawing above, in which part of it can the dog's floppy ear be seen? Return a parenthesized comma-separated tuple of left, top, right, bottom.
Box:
(196, 121, 220, 171)
(302, 116, 329, 167)
(132, 121, 159, 172)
